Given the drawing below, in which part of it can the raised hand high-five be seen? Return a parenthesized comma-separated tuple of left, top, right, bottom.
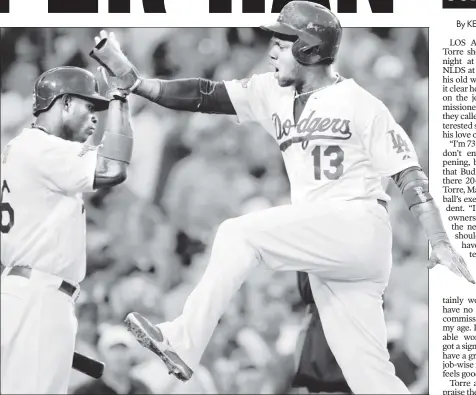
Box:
(90, 30, 142, 92)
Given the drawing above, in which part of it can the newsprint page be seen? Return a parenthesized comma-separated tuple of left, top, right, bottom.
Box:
(0, 0, 475, 394)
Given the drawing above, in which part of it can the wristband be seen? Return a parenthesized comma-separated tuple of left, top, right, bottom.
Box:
(129, 77, 143, 93)
(105, 89, 128, 102)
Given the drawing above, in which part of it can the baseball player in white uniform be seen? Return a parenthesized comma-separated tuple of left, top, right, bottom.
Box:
(1, 66, 135, 394)
(89, 3, 474, 393)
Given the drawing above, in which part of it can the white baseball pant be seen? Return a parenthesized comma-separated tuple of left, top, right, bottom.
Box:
(1, 268, 78, 394)
(158, 199, 410, 394)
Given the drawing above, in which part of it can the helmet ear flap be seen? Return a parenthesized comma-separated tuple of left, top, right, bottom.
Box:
(292, 38, 323, 65)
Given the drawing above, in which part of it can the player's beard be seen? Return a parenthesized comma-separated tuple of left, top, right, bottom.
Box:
(61, 124, 75, 141)
(276, 62, 302, 88)
(276, 72, 296, 87)
(61, 123, 86, 143)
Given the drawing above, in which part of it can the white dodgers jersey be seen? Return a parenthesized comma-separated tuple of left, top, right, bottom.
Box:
(225, 73, 420, 205)
(1, 128, 98, 283)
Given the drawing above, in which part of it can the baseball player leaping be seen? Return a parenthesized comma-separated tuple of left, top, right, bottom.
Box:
(1, 66, 134, 394)
(90, 3, 473, 394)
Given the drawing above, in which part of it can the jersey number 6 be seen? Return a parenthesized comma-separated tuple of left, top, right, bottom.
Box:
(312, 145, 344, 180)
(1, 180, 14, 234)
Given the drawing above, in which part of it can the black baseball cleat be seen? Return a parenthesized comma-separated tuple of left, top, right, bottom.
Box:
(124, 312, 193, 382)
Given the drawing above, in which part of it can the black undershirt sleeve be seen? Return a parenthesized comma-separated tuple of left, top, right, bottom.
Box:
(134, 78, 237, 115)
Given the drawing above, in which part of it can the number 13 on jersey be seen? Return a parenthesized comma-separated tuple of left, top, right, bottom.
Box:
(311, 145, 344, 180)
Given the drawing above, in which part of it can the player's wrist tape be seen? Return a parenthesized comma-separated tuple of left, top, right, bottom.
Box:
(417, 211, 450, 246)
(396, 167, 449, 246)
(129, 77, 143, 93)
(412, 201, 450, 247)
(134, 78, 164, 102)
(98, 131, 133, 164)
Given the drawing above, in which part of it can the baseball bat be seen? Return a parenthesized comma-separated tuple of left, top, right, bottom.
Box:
(72, 351, 105, 379)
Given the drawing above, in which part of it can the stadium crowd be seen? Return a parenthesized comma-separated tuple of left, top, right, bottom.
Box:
(1, 27, 429, 394)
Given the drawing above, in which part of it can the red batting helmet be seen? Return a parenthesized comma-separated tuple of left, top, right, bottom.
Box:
(32, 66, 109, 116)
(261, 1, 342, 65)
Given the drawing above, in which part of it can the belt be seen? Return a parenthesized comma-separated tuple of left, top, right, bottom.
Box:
(7, 266, 79, 299)
(377, 199, 388, 212)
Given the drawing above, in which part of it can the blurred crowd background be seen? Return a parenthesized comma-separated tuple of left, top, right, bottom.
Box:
(1, 27, 429, 394)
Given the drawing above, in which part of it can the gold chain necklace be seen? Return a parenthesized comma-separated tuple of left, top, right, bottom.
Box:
(31, 123, 50, 134)
(294, 74, 340, 99)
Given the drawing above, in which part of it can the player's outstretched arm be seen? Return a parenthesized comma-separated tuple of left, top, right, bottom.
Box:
(92, 68, 134, 189)
(89, 30, 236, 115)
(392, 166, 474, 284)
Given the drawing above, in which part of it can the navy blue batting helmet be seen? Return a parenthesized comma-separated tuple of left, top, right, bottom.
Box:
(261, 1, 342, 65)
(33, 66, 109, 116)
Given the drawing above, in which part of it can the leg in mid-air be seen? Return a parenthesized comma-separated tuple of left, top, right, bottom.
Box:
(126, 200, 409, 393)
(85, 5, 440, 394)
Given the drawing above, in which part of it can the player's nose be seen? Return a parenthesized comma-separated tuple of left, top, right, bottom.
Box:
(268, 44, 278, 61)
(268, 49, 278, 61)
(91, 114, 98, 124)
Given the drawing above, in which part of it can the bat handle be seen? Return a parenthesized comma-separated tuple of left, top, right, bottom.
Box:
(72, 351, 105, 379)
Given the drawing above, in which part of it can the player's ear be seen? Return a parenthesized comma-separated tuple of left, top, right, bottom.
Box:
(62, 95, 73, 112)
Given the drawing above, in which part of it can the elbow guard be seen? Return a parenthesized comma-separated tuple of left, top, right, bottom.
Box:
(393, 167, 433, 209)
(98, 99, 133, 164)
